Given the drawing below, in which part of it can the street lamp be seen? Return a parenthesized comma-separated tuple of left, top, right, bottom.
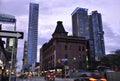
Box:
(73, 57, 76, 60)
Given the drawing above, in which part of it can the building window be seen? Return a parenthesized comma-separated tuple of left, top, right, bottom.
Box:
(82, 46, 85, 51)
(57, 44, 61, 50)
(65, 54, 68, 58)
(78, 46, 81, 51)
(69, 45, 72, 50)
(65, 45, 67, 50)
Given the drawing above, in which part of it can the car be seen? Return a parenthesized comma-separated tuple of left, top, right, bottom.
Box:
(74, 71, 107, 81)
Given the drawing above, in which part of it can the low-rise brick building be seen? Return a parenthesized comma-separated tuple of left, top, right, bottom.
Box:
(40, 21, 88, 72)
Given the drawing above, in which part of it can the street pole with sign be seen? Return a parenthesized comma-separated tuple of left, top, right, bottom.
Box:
(9, 44, 15, 81)
(0, 30, 24, 81)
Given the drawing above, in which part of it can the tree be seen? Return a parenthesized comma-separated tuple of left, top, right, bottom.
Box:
(114, 49, 120, 54)
(101, 49, 120, 69)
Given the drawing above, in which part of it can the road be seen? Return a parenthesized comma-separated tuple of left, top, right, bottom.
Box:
(16, 77, 74, 81)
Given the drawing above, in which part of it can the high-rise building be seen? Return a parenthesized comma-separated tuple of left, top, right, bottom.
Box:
(0, 13, 17, 72)
(22, 41, 28, 69)
(71, 7, 90, 39)
(72, 7, 105, 62)
(27, 3, 39, 67)
(89, 11, 105, 57)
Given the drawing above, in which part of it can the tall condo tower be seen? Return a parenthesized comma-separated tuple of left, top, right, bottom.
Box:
(72, 7, 105, 63)
(89, 11, 105, 57)
(71, 7, 90, 39)
(27, 3, 39, 66)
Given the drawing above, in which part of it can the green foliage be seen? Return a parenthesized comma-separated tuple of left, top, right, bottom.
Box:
(114, 49, 120, 54)
(101, 54, 120, 69)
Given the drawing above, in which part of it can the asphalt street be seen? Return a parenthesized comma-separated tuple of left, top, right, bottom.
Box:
(16, 77, 74, 81)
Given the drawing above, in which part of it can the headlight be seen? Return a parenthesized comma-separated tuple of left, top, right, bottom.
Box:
(100, 78, 107, 81)
(89, 77, 97, 81)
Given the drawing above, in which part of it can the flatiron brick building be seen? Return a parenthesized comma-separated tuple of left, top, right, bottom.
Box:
(40, 21, 88, 71)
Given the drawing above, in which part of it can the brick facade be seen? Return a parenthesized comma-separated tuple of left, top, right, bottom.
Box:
(40, 21, 88, 71)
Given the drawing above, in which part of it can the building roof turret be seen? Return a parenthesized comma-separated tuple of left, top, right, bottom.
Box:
(52, 21, 68, 37)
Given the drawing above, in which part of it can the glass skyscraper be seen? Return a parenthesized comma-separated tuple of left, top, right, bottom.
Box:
(72, 7, 105, 61)
(89, 11, 105, 57)
(27, 3, 39, 66)
(71, 7, 90, 39)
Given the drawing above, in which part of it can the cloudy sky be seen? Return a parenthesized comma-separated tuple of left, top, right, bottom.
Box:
(0, 0, 120, 70)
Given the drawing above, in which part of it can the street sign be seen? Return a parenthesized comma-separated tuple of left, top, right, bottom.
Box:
(0, 30, 24, 39)
(61, 58, 68, 62)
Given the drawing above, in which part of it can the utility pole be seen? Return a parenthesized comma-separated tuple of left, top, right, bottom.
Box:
(9, 39, 15, 81)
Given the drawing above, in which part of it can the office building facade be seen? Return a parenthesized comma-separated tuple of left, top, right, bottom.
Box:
(89, 11, 105, 57)
(22, 41, 28, 69)
(0, 14, 17, 73)
(27, 3, 39, 67)
(72, 7, 105, 62)
(71, 7, 90, 39)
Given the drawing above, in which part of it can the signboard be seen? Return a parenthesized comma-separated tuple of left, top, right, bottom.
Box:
(0, 30, 24, 39)
(61, 58, 68, 62)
